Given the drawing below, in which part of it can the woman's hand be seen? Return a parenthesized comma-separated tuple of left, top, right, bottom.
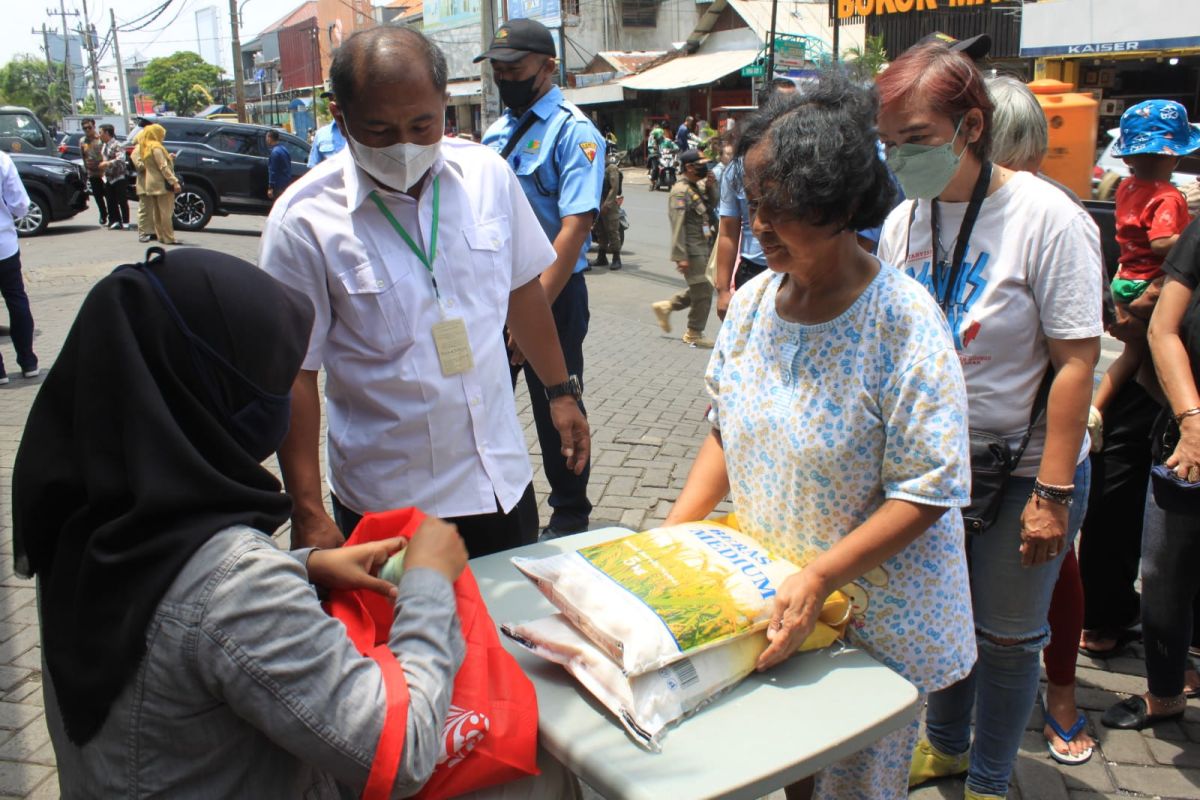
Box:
(306, 537, 407, 598)
(756, 569, 826, 672)
(1166, 415, 1200, 482)
(404, 518, 468, 584)
(1019, 495, 1069, 567)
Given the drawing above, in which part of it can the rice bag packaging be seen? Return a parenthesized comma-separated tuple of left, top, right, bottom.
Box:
(510, 521, 802, 675)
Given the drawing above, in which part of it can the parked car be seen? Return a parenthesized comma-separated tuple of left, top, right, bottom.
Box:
(123, 116, 311, 231)
(58, 131, 86, 161)
(1092, 125, 1200, 199)
(0, 106, 57, 158)
(10, 153, 89, 237)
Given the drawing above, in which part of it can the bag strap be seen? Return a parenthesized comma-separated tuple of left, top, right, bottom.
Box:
(499, 113, 540, 161)
(361, 645, 412, 800)
(1011, 368, 1054, 470)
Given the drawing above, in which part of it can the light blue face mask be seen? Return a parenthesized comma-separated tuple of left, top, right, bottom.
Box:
(885, 117, 967, 200)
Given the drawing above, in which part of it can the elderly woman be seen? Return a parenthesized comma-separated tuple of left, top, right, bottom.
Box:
(666, 70, 975, 800)
(877, 44, 1102, 799)
(986, 74, 1096, 766)
(1102, 216, 1200, 730)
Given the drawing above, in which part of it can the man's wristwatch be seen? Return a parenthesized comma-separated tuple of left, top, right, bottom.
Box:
(544, 375, 582, 402)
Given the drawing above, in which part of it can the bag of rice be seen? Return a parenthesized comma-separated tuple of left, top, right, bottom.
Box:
(503, 592, 850, 751)
(510, 521, 804, 675)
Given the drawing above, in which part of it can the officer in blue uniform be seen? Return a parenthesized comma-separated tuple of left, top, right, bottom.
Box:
(477, 18, 604, 539)
(307, 91, 347, 167)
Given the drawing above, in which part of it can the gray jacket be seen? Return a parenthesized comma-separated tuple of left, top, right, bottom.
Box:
(45, 526, 465, 799)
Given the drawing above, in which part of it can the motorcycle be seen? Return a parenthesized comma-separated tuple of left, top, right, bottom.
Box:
(651, 149, 677, 192)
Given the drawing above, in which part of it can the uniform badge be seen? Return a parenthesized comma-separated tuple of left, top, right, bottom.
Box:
(672, 196, 687, 210)
(523, 139, 540, 153)
(579, 141, 598, 163)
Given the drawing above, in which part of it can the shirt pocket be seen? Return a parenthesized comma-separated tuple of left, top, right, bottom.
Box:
(456, 218, 513, 320)
(334, 260, 414, 351)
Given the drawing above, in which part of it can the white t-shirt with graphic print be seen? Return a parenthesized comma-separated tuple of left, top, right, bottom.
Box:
(877, 170, 1103, 476)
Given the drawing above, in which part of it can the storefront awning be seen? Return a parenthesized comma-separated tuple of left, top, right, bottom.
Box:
(1021, 0, 1200, 57)
(620, 49, 759, 91)
(447, 80, 482, 98)
(563, 83, 627, 106)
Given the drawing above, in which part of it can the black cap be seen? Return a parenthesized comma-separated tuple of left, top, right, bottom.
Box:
(319, 90, 333, 99)
(679, 149, 708, 166)
(917, 31, 992, 60)
(474, 18, 556, 63)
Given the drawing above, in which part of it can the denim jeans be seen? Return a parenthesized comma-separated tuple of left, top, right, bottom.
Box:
(511, 271, 591, 533)
(0, 252, 36, 377)
(926, 459, 1091, 797)
(1141, 476, 1200, 699)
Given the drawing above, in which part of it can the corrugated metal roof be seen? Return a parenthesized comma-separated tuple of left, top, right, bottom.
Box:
(596, 51, 668, 74)
(620, 49, 759, 91)
(725, 0, 864, 52)
(261, 1, 317, 34)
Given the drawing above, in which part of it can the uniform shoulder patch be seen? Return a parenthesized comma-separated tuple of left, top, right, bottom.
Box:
(579, 142, 598, 163)
(672, 196, 688, 210)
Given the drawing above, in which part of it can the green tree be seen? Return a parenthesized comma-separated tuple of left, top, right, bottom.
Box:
(78, 95, 116, 114)
(139, 51, 223, 116)
(844, 35, 889, 82)
(0, 55, 71, 127)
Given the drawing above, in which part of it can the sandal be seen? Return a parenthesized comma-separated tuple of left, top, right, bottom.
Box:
(1102, 696, 1185, 730)
(1078, 628, 1139, 658)
(1040, 696, 1094, 765)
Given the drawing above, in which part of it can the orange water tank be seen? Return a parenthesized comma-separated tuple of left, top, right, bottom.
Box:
(1028, 79, 1099, 198)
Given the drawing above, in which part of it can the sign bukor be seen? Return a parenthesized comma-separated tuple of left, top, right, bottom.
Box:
(837, 0, 1002, 19)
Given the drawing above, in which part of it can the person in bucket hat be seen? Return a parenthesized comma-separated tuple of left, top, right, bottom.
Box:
(1092, 99, 1200, 496)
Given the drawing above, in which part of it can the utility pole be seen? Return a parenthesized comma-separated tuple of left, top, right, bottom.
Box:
(51, 0, 80, 108)
(37, 25, 54, 76)
(228, 0, 248, 122)
(111, 8, 130, 130)
(765, 0, 779, 81)
(79, 0, 104, 113)
(479, 0, 501, 130)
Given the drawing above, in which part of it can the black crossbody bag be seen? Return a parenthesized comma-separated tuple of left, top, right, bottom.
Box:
(908, 161, 1052, 534)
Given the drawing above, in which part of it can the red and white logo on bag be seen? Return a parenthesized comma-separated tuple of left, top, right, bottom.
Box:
(438, 705, 490, 768)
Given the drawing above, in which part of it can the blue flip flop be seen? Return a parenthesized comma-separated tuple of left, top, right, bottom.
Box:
(1041, 696, 1094, 765)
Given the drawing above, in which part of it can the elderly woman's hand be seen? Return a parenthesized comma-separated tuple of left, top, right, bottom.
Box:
(1166, 415, 1200, 483)
(756, 569, 825, 672)
(1019, 495, 1069, 567)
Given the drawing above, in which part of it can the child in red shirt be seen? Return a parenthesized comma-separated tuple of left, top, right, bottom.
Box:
(1094, 100, 1199, 421)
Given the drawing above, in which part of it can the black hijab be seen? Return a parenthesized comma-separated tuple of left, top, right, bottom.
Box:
(12, 247, 314, 745)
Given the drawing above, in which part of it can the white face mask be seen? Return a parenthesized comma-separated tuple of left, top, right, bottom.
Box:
(345, 134, 441, 193)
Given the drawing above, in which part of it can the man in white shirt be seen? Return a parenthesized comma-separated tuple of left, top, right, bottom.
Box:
(260, 26, 590, 555)
(0, 150, 37, 384)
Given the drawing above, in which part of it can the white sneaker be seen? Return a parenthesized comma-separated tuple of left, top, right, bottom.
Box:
(0, 375, 8, 385)
(22, 368, 39, 379)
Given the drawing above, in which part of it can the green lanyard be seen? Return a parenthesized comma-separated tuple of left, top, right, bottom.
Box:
(368, 177, 441, 300)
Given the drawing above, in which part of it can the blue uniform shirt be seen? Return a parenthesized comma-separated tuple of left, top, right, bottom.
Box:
(717, 158, 766, 267)
(268, 143, 292, 193)
(483, 86, 605, 273)
(307, 121, 346, 167)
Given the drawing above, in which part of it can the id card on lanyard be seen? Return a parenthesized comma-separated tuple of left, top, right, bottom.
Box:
(369, 179, 475, 377)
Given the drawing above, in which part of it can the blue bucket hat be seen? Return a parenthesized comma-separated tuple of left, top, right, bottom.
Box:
(1113, 100, 1200, 158)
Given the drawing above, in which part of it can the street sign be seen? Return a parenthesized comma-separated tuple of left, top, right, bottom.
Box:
(741, 64, 766, 77)
(774, 39, 808, 69)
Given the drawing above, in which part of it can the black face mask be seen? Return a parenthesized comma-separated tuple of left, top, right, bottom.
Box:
(117, 255, 293, 461)
(498, 74, 541, 111)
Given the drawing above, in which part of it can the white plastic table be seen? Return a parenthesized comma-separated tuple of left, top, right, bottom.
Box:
(471, 527, 922, 800)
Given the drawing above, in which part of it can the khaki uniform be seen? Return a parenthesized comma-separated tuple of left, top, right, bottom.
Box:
(593, 161, 622, 253)
(665, 176, 717, 334)
(130, 147, 150, 236)
(140, 147, 180, 245)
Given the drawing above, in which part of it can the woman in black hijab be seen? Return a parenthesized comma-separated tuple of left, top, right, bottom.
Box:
(12, 247, 472, 797)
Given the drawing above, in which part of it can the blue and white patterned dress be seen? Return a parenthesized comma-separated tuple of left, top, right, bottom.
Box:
(707, 264, 976, 798)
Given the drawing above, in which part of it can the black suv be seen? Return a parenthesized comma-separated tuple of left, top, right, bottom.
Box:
(11, 153, 89, 237)
(124, 116, 311, 231)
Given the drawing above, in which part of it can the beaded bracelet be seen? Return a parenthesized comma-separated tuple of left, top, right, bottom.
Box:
(1033, 479, 1074, 506)
(1175, 407, 1200, 425)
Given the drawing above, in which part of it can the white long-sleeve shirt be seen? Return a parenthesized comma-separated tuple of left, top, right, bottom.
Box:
(0, 151, 30, 260)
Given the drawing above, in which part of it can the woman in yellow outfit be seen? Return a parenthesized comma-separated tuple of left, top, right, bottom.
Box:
(137, 125, 181, 245)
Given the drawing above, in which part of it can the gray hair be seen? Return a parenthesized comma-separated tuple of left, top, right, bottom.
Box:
(986, 75, 1048, 171)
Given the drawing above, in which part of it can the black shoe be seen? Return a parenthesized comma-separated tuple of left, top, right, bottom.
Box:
(609, 256, 622, 271)
(589, 253, 609, 268)
(538, 525, 586, 542)
(0, 325, 9, 337)
(1102, 696, 1185, 730)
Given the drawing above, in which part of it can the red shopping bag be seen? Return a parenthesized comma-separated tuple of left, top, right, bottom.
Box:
(325, 507, 540, 800)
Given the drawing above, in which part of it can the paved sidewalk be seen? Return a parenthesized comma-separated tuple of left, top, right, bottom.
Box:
(0, 212, 1197, 798)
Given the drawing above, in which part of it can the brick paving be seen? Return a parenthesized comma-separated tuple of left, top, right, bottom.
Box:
(0, 193, 1196, 798)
